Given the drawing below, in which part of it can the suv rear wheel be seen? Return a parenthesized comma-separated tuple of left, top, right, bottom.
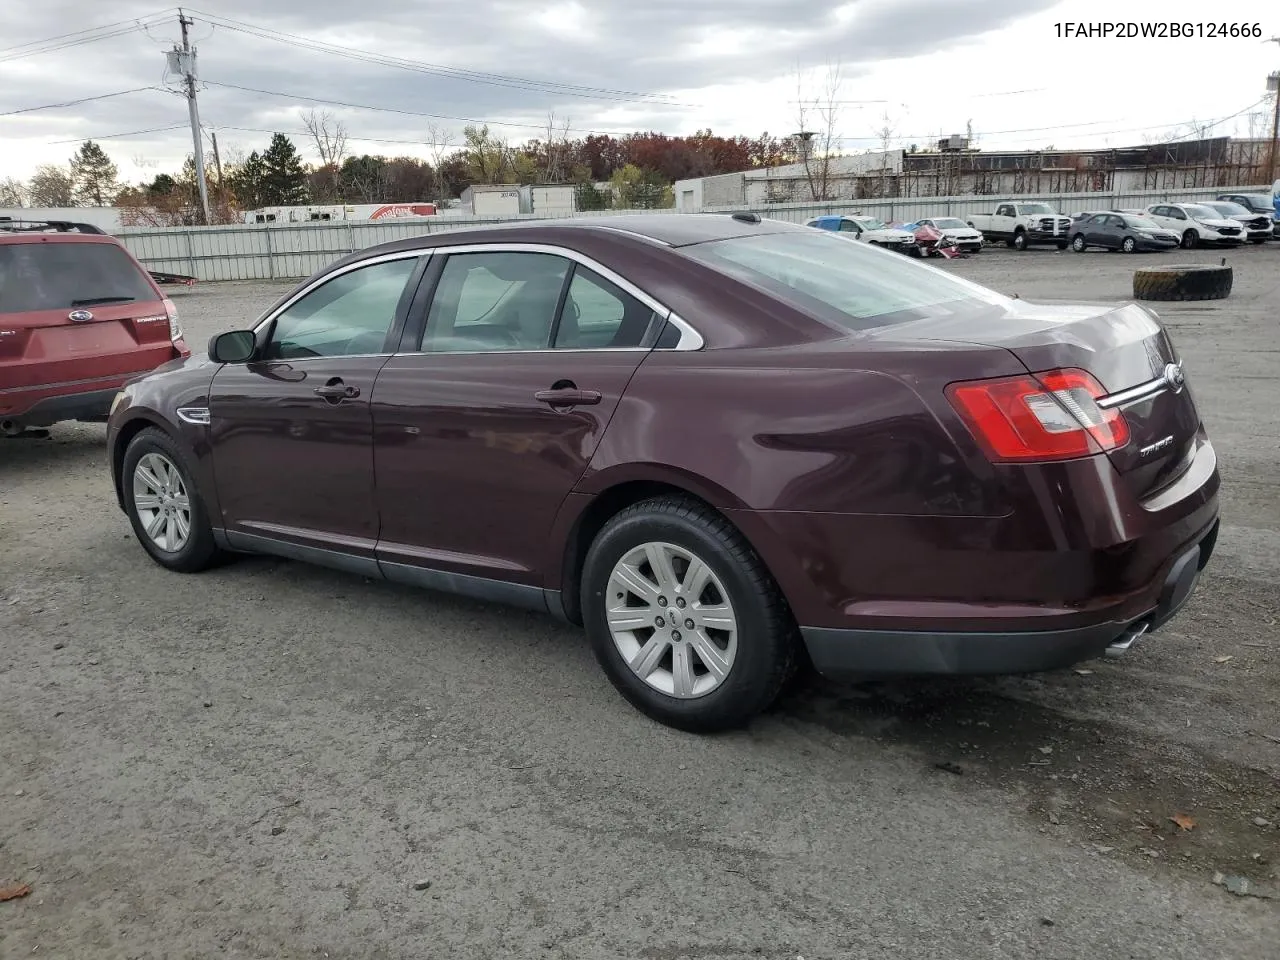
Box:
(123, 427, 222, 573)
(581, 496, 797, 732)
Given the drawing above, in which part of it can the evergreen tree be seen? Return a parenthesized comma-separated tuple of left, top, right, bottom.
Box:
(227, 150, 267, 209)
(259, 134, 308, 205)
(70, 141, 119, 206)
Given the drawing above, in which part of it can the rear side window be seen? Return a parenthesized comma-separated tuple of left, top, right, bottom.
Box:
(681, 230, 1009, 332)
(0, 241, 156, 313)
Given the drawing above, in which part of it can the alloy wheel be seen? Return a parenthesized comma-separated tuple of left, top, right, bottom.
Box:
(132, 452, 192, 553)
(605, 541, 739, 699)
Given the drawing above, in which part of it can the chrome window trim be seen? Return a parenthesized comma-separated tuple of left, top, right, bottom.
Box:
(251, 249, 429, 334)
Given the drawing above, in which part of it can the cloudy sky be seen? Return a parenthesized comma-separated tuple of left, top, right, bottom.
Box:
(1, 0, 1276, 184)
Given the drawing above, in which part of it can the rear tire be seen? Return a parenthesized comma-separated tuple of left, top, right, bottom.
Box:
(122, 427, 222, 573)
(581, 496, 797, 732)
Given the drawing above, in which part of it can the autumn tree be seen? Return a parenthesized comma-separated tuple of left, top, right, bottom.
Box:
(27, 164, 73, 206)
(461, 124, 512, 184)
(70, 140, 120, 206)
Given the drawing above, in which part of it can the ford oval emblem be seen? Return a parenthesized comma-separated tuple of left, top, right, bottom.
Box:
(1163, 362, 1185, 392)
(68, 309, 94, 323)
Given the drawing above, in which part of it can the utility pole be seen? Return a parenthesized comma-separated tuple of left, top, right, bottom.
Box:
(1267, 38, 1280, 185)
(169, 10, 211, 224)
(209, 130, 224, 194)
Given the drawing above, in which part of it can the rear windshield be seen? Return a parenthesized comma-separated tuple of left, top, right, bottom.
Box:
(681, 230, 1010, 331)
(0, 241, 156, 313)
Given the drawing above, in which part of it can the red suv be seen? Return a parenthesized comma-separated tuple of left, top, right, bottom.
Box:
(0, 219, 189, 436)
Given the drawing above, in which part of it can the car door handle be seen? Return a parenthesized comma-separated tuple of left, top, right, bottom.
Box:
(314, 379, 359, 400)
(534, 388, 601, 407)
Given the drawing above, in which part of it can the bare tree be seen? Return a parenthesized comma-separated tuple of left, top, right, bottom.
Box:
(28, 164, 74, 206)
(874, 110, 899, 198)
(302, 108, 348, 168)
(0, 177, 26, 206)
(542, 111, 573, 182)
(424, 121, 456, 203)
(792, 61, 843, 201)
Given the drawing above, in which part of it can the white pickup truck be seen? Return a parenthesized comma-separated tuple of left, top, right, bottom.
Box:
(967, 202, 1073, 251)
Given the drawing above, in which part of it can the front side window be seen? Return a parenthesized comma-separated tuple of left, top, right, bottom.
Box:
(264, 256, 419, 360)
(556, 266, 658, 349)
(682, 229, 1010, 333)
(837, 220, 860, 233)
(422, 252, 570, 352)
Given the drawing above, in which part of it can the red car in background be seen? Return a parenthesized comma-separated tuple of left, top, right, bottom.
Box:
(0, 219, 189, 436)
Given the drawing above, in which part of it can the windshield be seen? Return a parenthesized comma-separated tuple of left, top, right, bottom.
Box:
(681, 230, 1010, 332)
(1019, 203, 1055, 215)
(1206, 201, 1249, 217)
(1183, 205, 1218, 220)
(1233, 194, 1273, 208)
(1124, 217, 1161, 230)
(0, 241, 156, 313)
(852, 217, 888, 230)
(933, 218, 967, 229)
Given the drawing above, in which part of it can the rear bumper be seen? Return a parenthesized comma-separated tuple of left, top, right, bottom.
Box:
(0, 387, 121, 428)
(800, 516, 1218, 678)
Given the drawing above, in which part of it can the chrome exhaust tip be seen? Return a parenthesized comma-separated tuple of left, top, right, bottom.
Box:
(1105, 621, 1150, 658)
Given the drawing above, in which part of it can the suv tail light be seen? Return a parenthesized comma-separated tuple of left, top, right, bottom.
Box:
(946, 368, 1129, 462)
(163, 297, 182, 341)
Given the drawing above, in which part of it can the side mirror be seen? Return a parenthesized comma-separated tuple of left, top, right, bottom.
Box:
(209, 330, 257, 364)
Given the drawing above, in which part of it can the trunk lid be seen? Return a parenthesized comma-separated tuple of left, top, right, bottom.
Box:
(884, 300, 1201, 498)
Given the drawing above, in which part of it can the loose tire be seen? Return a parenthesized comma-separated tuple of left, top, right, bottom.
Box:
(1071, 234, 1087, 252)
(1122, 237, 1137, 253)
(1011, 230, 1028, 251)
(122, 427, 222, 572)
(1132, 263, 1233, 302)
(581, 496, 797, 732)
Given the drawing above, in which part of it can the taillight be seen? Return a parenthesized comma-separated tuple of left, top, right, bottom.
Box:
(163, 297, 182, 341)
(946, 368, 1129, 462)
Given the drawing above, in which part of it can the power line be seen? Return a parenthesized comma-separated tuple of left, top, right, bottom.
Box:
(51, 123, 188, 144)
(0, 86, 161, 118)
(183, 8, 685, 106)
(201, 79, 641, 136)
(0, 11, 176, 64)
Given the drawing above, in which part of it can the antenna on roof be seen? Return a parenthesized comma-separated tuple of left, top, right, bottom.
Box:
(731, 212, 761, 224)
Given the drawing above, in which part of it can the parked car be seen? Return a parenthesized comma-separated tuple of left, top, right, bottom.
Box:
(1215, 192, 1279, 237)
(966, 201, 1072, 250)
(0, 218, 189, 436)
(1143, 203, 1246, 248)
(107, 213, 1220, 732)
(804, 215, 916, 253)
(1069, 212, 1180, 253)
(912, 217, 984, 253)
(1199, 200, 1272, 244)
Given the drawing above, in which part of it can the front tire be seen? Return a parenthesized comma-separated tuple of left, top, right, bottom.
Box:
(122, 427, 221, 573)
(1012, 231, 1028, 251)
(581, 496, 797, 732)
(1122, 237, 1137, 253)
(1181, 230, 1198, 249)
(1071, 234, 1087, 252)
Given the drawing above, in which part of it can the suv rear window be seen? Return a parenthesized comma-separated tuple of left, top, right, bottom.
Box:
(0, 241, 157, 314)
(681, 230, 1010, 331)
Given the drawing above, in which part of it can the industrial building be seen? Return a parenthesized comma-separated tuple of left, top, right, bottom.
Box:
(675, 137, 1276, 211)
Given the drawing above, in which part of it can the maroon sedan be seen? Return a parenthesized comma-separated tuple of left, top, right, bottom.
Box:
(107, 214, 1219, 732)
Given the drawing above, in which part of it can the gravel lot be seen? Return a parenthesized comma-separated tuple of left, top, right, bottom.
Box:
(2, 242, 1278, 959)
